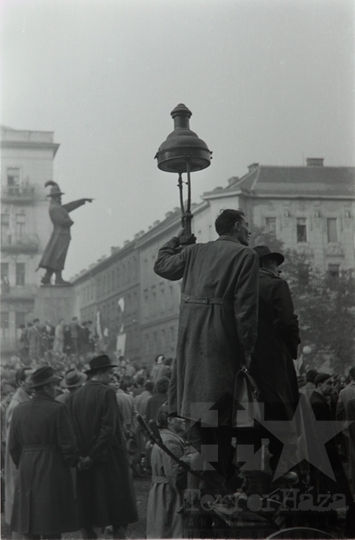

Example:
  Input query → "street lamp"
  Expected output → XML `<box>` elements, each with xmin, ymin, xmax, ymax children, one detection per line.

<box><xmin>155</xmin><ymin>104</ymin><xmax>212</xmax><ymax>239</ymax></box>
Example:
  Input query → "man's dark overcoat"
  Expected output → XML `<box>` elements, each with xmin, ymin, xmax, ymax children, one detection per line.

<box><xmin>67</xmin><ymin>380</ymin><xmax>138</xmax><ymax>528</ymax></box>
<box><xmin>39</xmin><ymin>199</ymin><xmax>87</xmax><ymax>271</ymax></box>
<box><xmin>250</xmin><ymin>268</ymin><xmax>300</xmax><ymax>421</ymax></box>
<box><xmin>154</xmin><ymin>236</ymin><xmax>259</xmax><ymax>425</ymax></box>
<box><xmin>8</xmin><ymin>393</ymin><xmax>78</xmax><ymax>536</ymax></box>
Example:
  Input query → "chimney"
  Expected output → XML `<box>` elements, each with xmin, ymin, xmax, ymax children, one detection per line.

<box><xmin>306</xmin><ymin>158</ymin><xmax>324</xmax><ymax>167</ymax></box>
<box><xmin>248</xmin><ymin>163</ymin><xmax>259</xmax><ymax>173</ymax></box>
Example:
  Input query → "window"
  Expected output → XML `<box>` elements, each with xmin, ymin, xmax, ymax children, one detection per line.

<box><xmin>16</xmin><ymin>263</ymin><xmax>25</xmax><ymax>285</ymax></box>
<box><xmin>16</xmin><ymin>214</ymin><xmax>26</xmax><ymax>238</ymax></box>
<box><xmin>297</xmin><ymin>218</ymin><xmax>307</xmax><ymax>242</ymax></box>
<box><xmin>16</xmin><ymin>312</ymin><xmax>26</xmax><ymax>328</ymax></box>
<box><xmin>265</xmin><ymin>217</ymin><xmax>276</xmax><ymax>236</ymax></box>
<box><xmin>1</xmin><ymin>263</ymin><xmax>10</xmax><ymax>290</ymax></box>
<box><xmin>327</xmin><ymin>218</ymin><xmax>338</xmax><ymax>243</ymax></box>
<box><xmin>7</xmin><ymin>167</ymin><xmax>20</xmax><ymax>186</ymax></box>
<box><xmin>1</xmin><ymin>214</ymin><xmax>10</xmax><ymax>244</ymax></box>
<box><xmin>328</xmin><ymin>264</ymin><xmax>340</xmax><ymax>278</ymax></box>
<box><xmin>1</xmin><ymin>312</ymin><xmax>9</xmax><ymax>338</ymax></box>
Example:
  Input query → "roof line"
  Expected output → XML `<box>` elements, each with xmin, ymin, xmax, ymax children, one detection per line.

<box><xmin>202</xmin><ymin>190</ymin><xmax>354</xmax><ymax>201</ymax></box>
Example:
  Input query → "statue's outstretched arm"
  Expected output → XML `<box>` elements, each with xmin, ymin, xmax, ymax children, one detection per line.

<box><xmin>62</xmin><ymin>198</ymin><xmax>93</xmax><ymax>213</ymax></box>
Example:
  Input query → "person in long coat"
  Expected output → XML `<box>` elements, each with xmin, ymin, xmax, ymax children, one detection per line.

<box><xmin>53</xmin><ymin>319</ymin><xmax>65</xmax><ymax>354</ymax></box>
<box><xmin>154</xmin><ymin>209</ymin><xmax>259</xmax><ymax>482</ymax></box>
<box><xmin>28</xmin><ymin>319</ymin><xmax>43</xmax><ymax>360</ymax></box>
<box><xmin>249</xmin><ymin>245</ymin><xmax>300</xmax><ymax>473</ymax></box>
<box><xmin>146</xmin><ymin>404</ymin><xmax>187</xmax><ymax>538</ymax></box>
<box><xmin>4</xmin><ymin>368</ymin><xmax>33</xmax><ymax>528</ymax></box>
<box><xmin>8</xmin><ymin>366</ymin><xmax>78</xmax><ymax>538</ymax></box>
<box><xmin>67</xmin><ymin>355</ymin><xmax>138</xmax><ymax>539</ymax></box>
<box><xmin>38</xmin><ymin>182</ymin><xmax>93</xmax><ymax>286</ymax></box>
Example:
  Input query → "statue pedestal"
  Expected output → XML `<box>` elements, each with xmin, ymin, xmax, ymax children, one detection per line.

<box><xmin>33</xmin><ymin>286</ymin><xmax>75</xmax><ymax>325</ymax></box>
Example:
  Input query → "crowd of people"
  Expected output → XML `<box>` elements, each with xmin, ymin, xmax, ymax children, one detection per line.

<box><xmin>17</xmin><ymin>317</ymin><xmax>95</xmax><ymax>362</ymax></box>
<box><xmin>0</xmin><ymin>352</ymin><xmax>180</xmax><ymax>538</ymax></box>
<box><xmin>1</xmin><ymin>208</ymin><xmax>355</xmax><ymax>539</ymax></box>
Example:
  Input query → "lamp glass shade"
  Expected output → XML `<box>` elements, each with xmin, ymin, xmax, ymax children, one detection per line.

<box><xmin>155</xmin><ymin>104</ymin><xmax>212</xmax><ymax>174</ymax></box>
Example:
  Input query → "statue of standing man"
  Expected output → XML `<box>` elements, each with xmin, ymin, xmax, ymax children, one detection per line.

<box><xmin>38</xmin><ymin>181</ymin><xmax>93</xmax><ymax>286</ymax></box>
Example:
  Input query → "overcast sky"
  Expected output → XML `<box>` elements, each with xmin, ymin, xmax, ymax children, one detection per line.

<box><xmin>1</xmin><ymin>0</ymin><xmax>354</xmax><ymax>278</ymax></box>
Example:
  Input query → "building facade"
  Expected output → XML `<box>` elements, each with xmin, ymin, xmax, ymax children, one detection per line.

<box><xmin>72</xmin><ymin>241</ymin><xmax>141</xmax><ymax>362</ymax></box>
<box><xmin>1</xmin><ymin>126</ymin><xmax>59</xmax><ymax>356</ymax></box>
<box><xmin>72</xmin><ymin>157</ymin><xmax>355</xmax><ymax>368</ymax></box>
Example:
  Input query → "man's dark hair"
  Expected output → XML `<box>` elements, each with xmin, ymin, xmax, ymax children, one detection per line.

<box><xmin>155</xmin><ymin>377</ymin><xmax>169</xmax><ymax>394</ymax></box>
<box><xmin>145</xmin><ymin>380</ymin><xmax>154</xmax><ymax>393</ymax></box>
<box><xmin>349</xmin><ymin>366</ymin><xmax>355</xmax><ymax>381</ymax></box>
<box><xmin>33</xmin><ymin>318</ymin><xmax>39</xmax><ymax>324</ymax></box>
<box><xmin>15</xmin><ymin>367</ymin><xmax>32</xmax><ymax>386</ymax></box>
<box><xmin>306</xmin><ymin>369</ymin><xmax>318</xmax><ymax>383</ymax></box>
<box><xmin>119</xmin><ymin>379</ymin><xmax>128</xmax><ymax>392</ymax></box>
<box><xmin>215</xmin><ymin>209</ymin><xmax>245</xmax><ymax>236</ymax></box>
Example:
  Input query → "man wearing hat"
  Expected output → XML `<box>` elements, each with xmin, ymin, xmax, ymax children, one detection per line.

<box><xmin>249</xmin><ymin>245</ymin><xmax>300</xmax><ymax>480</ymax></box>
<box><xmin>56</xmin><ymin>368</ymin><xmax>87</xmax><ymax>405</ymax></box>
<box><xmin>67</xmin><ymin>355</ymin><xmax>138</xmax><ymax>539</ymax></box>
<box><xmin>146</xmin><ymin>402</ymin><xmax>187</xmax><ymax>539</ymax></box>
<box><xmin>4</xmin><ymin>367</ymin><xmax>33</xmax><ymax>532</ymax></box>
<box><xmin>8</xmin><ymin>366</ymin><xmax>78</xmax><ymax>538</ymax></box>
<box><xmin>38</xmin><ymin>181</ymin><xmax>93</xmax><ymax>286</ymax></box>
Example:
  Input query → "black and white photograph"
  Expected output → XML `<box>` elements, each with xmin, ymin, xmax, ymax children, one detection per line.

<box><xmin>1</xmin><ymin>0</ymin><xmax>354</xmax><ymax>538</ymax></box>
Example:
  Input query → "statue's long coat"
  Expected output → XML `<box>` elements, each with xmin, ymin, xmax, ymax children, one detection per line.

<box><xmin>154</xmin><ymin>236</ymin><xmax>259</xmax><ymax>425</ymax></box>
<box><xmin>249</xmin><ymin>269</ymin><xmax>300</xmax><ymax>421</ymax></box>
<box><xmin>39</xmin><ymin>199</ymin><xmax>87</xmax><ymax>271</ymax></box>
<box><xmin>8</xmin><ymin>393</ymin><xmax>78</xmax><ymax>536</ymax></box>
<box><xmin>67</xmin><ymin>381</ymin><xmax>138</xmax><ymax>528</ymax></box>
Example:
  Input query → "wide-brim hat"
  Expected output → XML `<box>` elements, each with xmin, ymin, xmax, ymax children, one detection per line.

<box><xmin>45</xmin><ymin>182</ymin><xmax>65</xmax><ymax>197</ymax></box>
<box><xmin>85</xmin><ymin>354</ymin><xmax>117</xmax><ymax>374</ymax></box>
<box><xmin>48</xmin><ymin>186</ymin><xmax>65</xmax><ymax>197</ymax></box>
<box><xmin>61</xmin><ymin>369</ymin><xmax>87</xmax><ymax>388</ymax></box>
<box><xmin>30</xmin><ymin>366</ymin><xmax>61</xmax><ymax>388</ymax></box>
<box><xmin>253</xmin><ymin>245</ymin><xmax>284</xmax><ymax>266</ymax></box>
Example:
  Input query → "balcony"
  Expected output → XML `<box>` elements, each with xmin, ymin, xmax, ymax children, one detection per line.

<box><xmin>1</xmin><ymin>234</ymin><xmax>40</xmax><ymax>253</ymax></box>
<box><xmin>1</xmin><ymin>284</ymin><xmax>37</xmax><ymax>300</ymax></box>
<box><xmin>1</xmin><ymin>184</ymin><xmax>36</xmax><ymax>203</ymax></box>
<box><xmin>326</xmin><ymin>244</ymin><xmax>345</xmax><ymax>258</ymax></box>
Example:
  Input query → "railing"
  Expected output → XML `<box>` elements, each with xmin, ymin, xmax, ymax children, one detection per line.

<box><xmin>1</xmin><ymin>234</ymin><xmax>40</xmax><ymax>253</ymax></box>
<box><xmin>1</xmin><ymin>184</ymin><xmax>36</xmax><ymax>202</ymax></box>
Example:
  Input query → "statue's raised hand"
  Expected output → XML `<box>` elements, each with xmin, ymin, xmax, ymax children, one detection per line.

<box><xmin>85</xmin><ymin>198</ymin><xmax>94</xmax><ymax>203</ymax></box>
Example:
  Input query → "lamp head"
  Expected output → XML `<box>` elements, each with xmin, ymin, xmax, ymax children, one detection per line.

<box><xmin>155</xmin><ymin>104</ymin><xmax>212</xmax><ymax>174</ymax></box>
